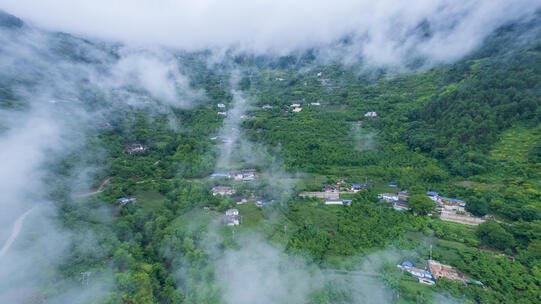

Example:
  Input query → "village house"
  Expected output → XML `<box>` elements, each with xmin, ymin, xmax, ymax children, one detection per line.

<box><xmin>230</xmin><ymin>171</ymin><xmax>243</xmax><ymax>180</ymax></box>
<box><xmin>241</xmin><ymin>169</ymin><xmax>257</xmax><ymax>181</ymax></box>
<box><xmin>210</xmin><ymin>173</ymin><xmax>230</xmax><ymax>179</ymax></box>
<box><xmin>398</xmin><ymin>191</ymin><xmax>410</xmax><ymax>200</ymax></box>
<box><xmin>393</xmin><ymin>200</ymin><xmax>409</xmax><ymax>211</ymax></box>
<box><xmin>364</xmin><ymin>111</ymin><xmax>377</xmax><ymax>117</ymax></box>
<box><xmin>262</xmin><ymin>105</ymin><xmax>273</xmax><ymax>109</ymax></box>
<box><xmin>350</xmin><ymin>184</ymin><xmax>367</xmax><ymax>192</ymax></box>
<box><xmin>292</xmin><ymin>107</ymin><xmax>302</xmax><ymax>113</ymax></box>
<box><xmin>128</xmin><ymin>143</ymin><xmax>148</xmax><ymax>154</ymax></box>
<box><xmin>427</xmin><ymin>191</ymin><xmax>439</xmax><ymax>202</ymax></box>
<box><xmin>325</xmin><ymin>199</ymin><xmax>344</xmax><ymax>205</ymax></box>
<box><xmin>217</xmin><ymin>111</ymin><xmax>227</xmax><ymax>116</ymax></box>
<box><xmin>212</xmin><ymin>186</ymin><xmax>234</xmax><ymax>196</ymax></box>
<box><xmin>323</xmin><ymin>184</ymin><xmax>337</xmax><ymax>192</ymax></box>
<box><xmin>234</xmin><ymin>196</ymin><xmax>248</xmax><ymax>204</ymax></box>
<box><xmin>317</xmin><ymin>72</ymin><xmax>322</xmax><ymax>77</ymax></box>
<box><xmin>310</xmin><ymin>102</ymin><xmax>321</xmax><ymax>106</ymax></box>
<box><xmin>397</xmin><ymin>261</ymin><xmax>435</xmax><ymax>285</ymax></box>
<box><xmin>256</xmin><ymin>200</ymin><xmax>271</xmax><ymax>207</ymax></box>
<box><xmin>290</xmin><ymin>103</ymin><xmax>301</xmax><ymax>107</ymax></box>
<box><xmin>438</xmin><ymin>197</ymin><xmax>466</xmax><ymax>207</ymax></box>
<box><xmin>224</xmin><ymin>209</ymin><xmax>240</xmax><ymax>226</ymax></box>
<box><xmin>217</xmin><ymin>103</ymin><xmax>226</xmax><ymax>108</ymax></box>
<box><xmin>380</xmin><ymin>193</ymin><xmax>399</xmax><ymax>202</ymax></box>
<box><xmin>118</xmin><ymin>197</ymin><xmax>137</xmax><ymax>206</ymax></box>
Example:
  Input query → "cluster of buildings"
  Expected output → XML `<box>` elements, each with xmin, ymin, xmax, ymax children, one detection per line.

<box><xmin>379</xmin><ymin>189</ymin><xmax>470</xmax><ymax>214</ymax></box>
<box><xmin>379</xmin><ymin>190</ymin><xmax>411</xmax><ymax>210</ymax></box>
<box><xmin>380</xmin><ymin>189</ymin><xmax>489</xmax><ymax>225</ymax></box>
<box><xmin>322</xmin><ymin>179</ymin><xmax>369</xmax><ymax>193</ymax></box>
<box><xmin>397</xmin><ymin>261</ymin><xmax>435</xmax><ymax>285</ymax></box>
<box><xmin>210</xmin><ymin>169</ymin><xmax>258</xmax><ymax>181</ymax></box>
<box><xmin>398</xmin><ymin>260</ymin><xmax>483</xmax><ymax>286</ymax></box>
<box><xmin>128</xmin><ymin>143</ymin><xmax>149</xmax><ymax>154</ymax></box>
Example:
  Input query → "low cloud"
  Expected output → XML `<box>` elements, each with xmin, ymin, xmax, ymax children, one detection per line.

<box><xmin>2</xmin><ymin>0</ymin><xmax>540</xmax><ymax>66</ymax></box>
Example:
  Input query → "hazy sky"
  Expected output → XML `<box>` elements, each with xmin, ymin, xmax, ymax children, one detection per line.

<box><xmin>1</xmin><ymin>0</ymin><xmax>540</xmax><ymax>65</ymax></box>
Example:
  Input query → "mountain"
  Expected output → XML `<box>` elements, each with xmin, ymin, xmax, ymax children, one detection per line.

<box><xmin>0</xmin><ymin>9</ymin><xmax>540</xmax><ymax>304</ymax></box>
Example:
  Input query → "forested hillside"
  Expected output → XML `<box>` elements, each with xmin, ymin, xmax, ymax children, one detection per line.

<box><xmin>0</xmin><ymin>8</ymin><xmax>540</xmax><ymax>304</ymax></box>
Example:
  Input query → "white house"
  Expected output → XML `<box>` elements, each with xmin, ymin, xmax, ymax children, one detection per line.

<box><xmin>364</xmin><ymin>112</ymin><xmax>377</xmax><ymax>117</ymax></box>
<box><xmin>212</xmin><ymin>186</ymin><xmax>234</xmax><ymax>196</ymax></box>
<box><xmin>224</xmin><ymin>209</ymin><xmax>240</xmax><ymax>226</ymax></box>
<box><xmin>381</xmin><ymin>193</ymin><xmax>399</xmax><ymax>202</ymax></box>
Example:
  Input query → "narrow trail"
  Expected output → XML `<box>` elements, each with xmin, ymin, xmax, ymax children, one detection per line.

<box><xmin>0</xmin><ymin>207</ymin><xmax>36</xmax><ymax>258</ymax></box>
<box><xmin>77</xmin><ymin>177</ymin><xmax>111</xmax><ymax>197</ymax></box>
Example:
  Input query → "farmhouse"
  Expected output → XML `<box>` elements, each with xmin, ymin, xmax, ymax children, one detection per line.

<box><xmin>224</xmin><ymin>209</ymin><xmax>240</xmax><ymax>226</ymax></box>
<box><xmin>118</xmin><ymin>197</ymin><xmax>136</xmax><ymax>206</ymax></box>
<box><xmin>397</xmin><ymin>261</ymin><xmax>435</xmax><ymax>285</ymax></box>
<box><xmin>256</xmin><ymin>201</ymin><xmax>270</xmax><ymax>207</ymax></box>
<box><xmin>380</xmin><ymin>193</ymin><xmax>399</xmax><ymax>202</ymax></box>
<box><xmin>212</xmin><ymin>186</ymin><xmax>234</xmax><ymax>196</ymax></box>
<box><xmin>364</xmin><ymin>111</ymin><xmax>377</xmax><ymax>117</ymax></box>
<box><xmin>128</xmin><ymin>143</ymin><xmax>148</xmax><ymax>154</ymax></box>
<box><xmin>325</xmin><ymin>199</ymin><xmax>344</xmax><ymax>205</ymax></box>
<box><xmin>350</xmin><ymin>184</ymin><xmax>367</xmax><ymax>192</ymax></box>
<box><xmin>234</xmin><ymin>196</ymin><xmax>248</xmax><ymax>204</ymax></box>
<box><xmin>397</xmin><ymin>191</ymin><xmax>410</xmax><ymax>200</ymax></box>
<box><xmin>439</xmin><ymin>197</ymin><xmax>466</xmax><ymax>207</ymax></box>
<box><xmin>210</xmin><ymin>173</ymin><xmax>229</xmax><ymax>178</ymax></box>
<box><xmin>229</xmin><ymin>171</ymin><xmax>243</xmax><ymax>180</ymax></box>
<box><xmin>323</xmin><ymin>184</ymin><xmax>337</xmax><ymax>192</ymax></box>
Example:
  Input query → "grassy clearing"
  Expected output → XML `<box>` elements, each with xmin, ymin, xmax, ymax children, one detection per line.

<box><xmin>237</xmin><ymin>203</ymin><xmax>264</xmax><ymax>227</ymax></box>
<box><xmin>135</xmin><ymin>190</ymin><xmax>166</xmax><ymax>211</ymax></box>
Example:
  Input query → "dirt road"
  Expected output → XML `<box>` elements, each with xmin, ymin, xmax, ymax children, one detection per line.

<box><xmin>0</xmin><ymin>207</ymin><xmax>36</xmax><ymax>258</ymax></box>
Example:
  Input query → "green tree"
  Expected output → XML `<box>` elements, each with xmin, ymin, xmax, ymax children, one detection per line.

<box><xmin>477</xmin><ymin>220</ymin><xmax>515</xmax><ymax>250</ymax></box>
<box><xmin>408</xmin><ymin>194</ymin><xmax>434</xmax><ymax>215</ymax></box>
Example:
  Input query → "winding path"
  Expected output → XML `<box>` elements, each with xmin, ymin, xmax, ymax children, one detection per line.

<box><xmin>77</xmin><ymin>177</ymin><xmax>111</xmax><ymax>197</ymax></box>
<box><xmin>0</xmin><ymin>207</ymin><xmax>36</xmax><ymax>258</ymax></box>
